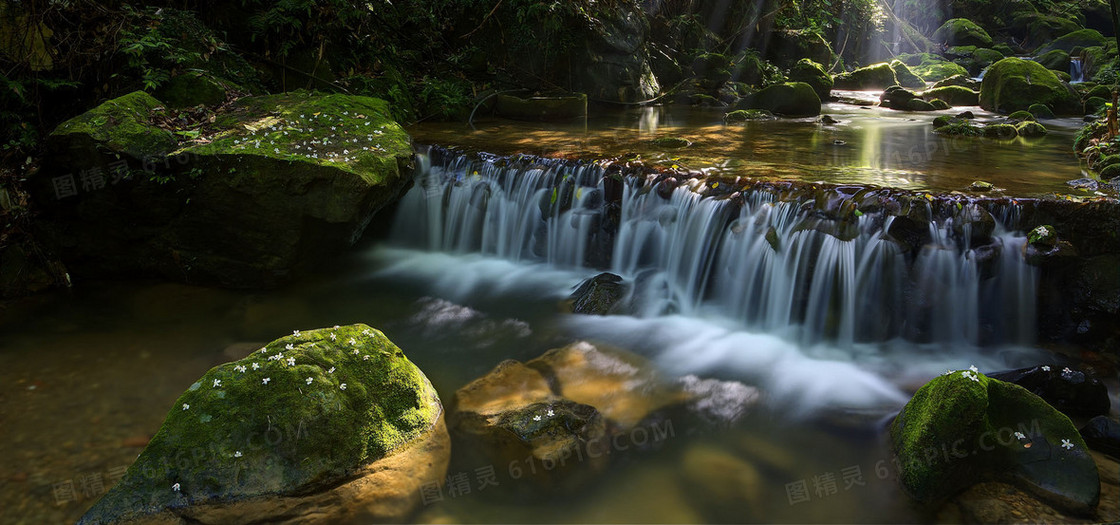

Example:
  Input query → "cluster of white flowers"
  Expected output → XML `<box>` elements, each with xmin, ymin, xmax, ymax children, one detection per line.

<box><xmin>960</xmin><ymin>370</ymin><xmax>980</xmax><ymax>382</ymax></box>
<box><xmin>234</xmin><ymin>365</ymin><xmax>247</xmax><ymax>373</ymax></box>
<box><xmin>222</xmin><ymin>111</ymin><xmax>391</xmax><ymax>164</ymax></box>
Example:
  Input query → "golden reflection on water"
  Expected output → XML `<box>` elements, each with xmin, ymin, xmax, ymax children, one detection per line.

<box><xmin>410</xmin><ymin>105</ymin><xmax>1086</xmax><ymax>197</ymax></box>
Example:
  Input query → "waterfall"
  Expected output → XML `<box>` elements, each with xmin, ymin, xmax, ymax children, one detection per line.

<box><xmin>392</xmin><ymin>147</ymin><xmax>1039</xmax><ymax>348</ymax></box>
<box><xmin>1070</xmin><ymin>57</ymin><xmax>1085</xmax><ymax>83</ymax></box>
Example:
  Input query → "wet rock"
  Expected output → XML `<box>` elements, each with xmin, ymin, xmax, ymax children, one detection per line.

<box><xmin>951</xmin><ymin>203</ymin><xmax>995</xmax><ymax>246</ymax></box>
<box><xmin>567</xmin><ymin>272</ymin><xmax>628</xmax><ymax>315</ymax></box>
<box><xmin>494</xmin><ymin>93</ymin><xmax>588</xmax><ymax>121</ymax></box>
<box><xmin>931</xmin><ymin>74</ymin><xmax>980</xmax><ymax>90</ymax></box>
<box><xmin>724</xmin><ymin>109</ymin><xmax>776</xmax><ymax>122</ymax></box>
<box><xmin>79</xmin><ymin>324</ymin><xmax>449</xmax><ymax>525</ymax></box>
<box><xmin>969</xmin><ymin>181</ymin><xmax>995</xmax><ymax>192</ymax></box>
<box><xmin>679</xmin><ymin>444</ymin><xmax>763</xmax><ymax>522</ymax></box>
<box><xmin>890</xmin><ymin>60</ymin><xmax>927</xmax><ymax>89</ymax></box>
<box><xmin>898</xmin><ymin>53</ymin><xmax>970</xmax><ymax>82</ymax></box>
<box><xmin>1036</xmin><ymin>49</ymin><xmax>1071</xmax><ymax>73</ymax></box>
<box><xmin>1067</xmin><ymin>178</ymin><xmax>1099</xmax><ymax>191</ymax></box>
<box><xmin>819</xmin><ymin>115</ymin><xmax>840</xmax><ymax>125</ymax></box>
<box><xmin>890</xmin><ymin>370</ymin><xmax>1100</xmax><ymax>514</ymax></box>
<box><xmin>1037</xmin><ymin>29</ymin><xmax>1108</xmax><ymax>55</ymax></box>
<box><xmin>1022</xmin><ymin>224</ymin><xmax>1078</xmax><ymax>266</ymax></box>
<box><xmin>988</xmin><ymin>365</ymin><xmax>1111</xmax><ymax>418</ymax></box>
<box><xmin>1029</xmin><ymin>103</ymin><xmax>1057</xmax><ymax>119</ymax></box>
<box><xmin>921</xmin><ymin>86</ymin><xmax>979</xmax><ymax>106</ymax></box>
<box><xmin>879</xmin><ymin>85</ymin><xmax>920</xmax><ymax>110</ymax></box>
<box><xmin>1079</xmin><ymin>416</ymin><xmax>1120</xmax><ymax>456</ymax></box>
<box><xmin>983</xmin><ymin>123</ymin><xmax>1019</xmax><ymax>139</ymax></box>
<box><xmin>1017</xmin><ymin>121</ymin><xmax>1048</xmax><ymax>137</ymax></box>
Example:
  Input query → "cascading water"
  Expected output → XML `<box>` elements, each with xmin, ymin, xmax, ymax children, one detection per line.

<box><xmin>390</xmin><ymin>147</ymin><xmax>1040</xmax><ymax>350</ymax></box>
<box><xmin>1071</xmin><ymin>57</ymin><xmax>1085</xmax><ymax>83</ymax></box>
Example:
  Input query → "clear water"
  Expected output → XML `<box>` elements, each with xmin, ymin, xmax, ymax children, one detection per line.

<box><xmin>1</xmin><ymin>107</ymin><xmax>1114</xmax><ymax>524</ymax></box>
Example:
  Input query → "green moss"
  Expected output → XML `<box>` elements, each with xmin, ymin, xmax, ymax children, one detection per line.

<box><xmin>1016</xmin><ymin>121</ymin><xmax>1047</xmax><ymax>137</ymax></box>
<box><xmin>1008</xmin><ymin>110</ymin><xmax>1035</xmax><ymax>121</ymax></box>
<box><xmin>980</xmin><ymin>58</ymin><xmax>1079</xmax><ymax>114</ymax></box>
<box><xmin>833</xmin><ymin>63</ymin><xmax>897</xmax><ymax>90</ymax></box>
<box><xmin>1086</xmin><ymin>96</ymin><xmax>1109</xmax><ymax>114</ymax></box>
<box><xmin>1086</xmin><ymin>84</ymin><xmax>1114</xmax><ymax>99</ymax></box>
<box><xmin>50</xmin><ymin>91</ymin><xmax>178</xmax><ymax>159</ymax></box>
<box><xmin>983</xmin><ymin>123</ymin><xmax>1019</xmax><ymax>139</ymax></box>
<box><xmin>922</xmin><ymin>86</ymin><xmax>979</xmax><ymax>106</ymax></box>
<box><xmin>971</xmin><ymin>48</ymin><xmax>1005</xmax><ymax>68</ymax></box>
<box><xmin>1099</xmin><ymin>163</ymin><xmax>1120</xmax><ymax>179</ymax></box>
<box><xmin>724</xmin><ymin>109</ymin><xmax>776</xmax><ymax>122</ymax></box>
<box><xmin>890</xmin><ymin>60</ymin><xmax>926</xmax><ymax>88</ymax></box>
<box><xmin>81</xmin><ymin>324</ymin><xmax>440</xmax><ymax>524</ymax></box>
<box><xmin>907</xmin><ymin>58</ymin><xmax>970</xmax><ymax>83</ymax></box>
<box><xmin>1038</xmin><ymin>29</ymin><xmax>1107</xmax><ymax>55</ymax></box>
<box><xmin>1036</xmin><ymin>49</ymin><xmax>1071</xmax><ymax>72</ymax></box>
<box><xmin>1028</xmin><ymin>103</ymin><xmax>1056</xmax><ymax>119</ymax></box>
<box><xmin>184</xmin><ymin>91</ymin><xmax>411</xmax><ymax>186</ymax></box>
<box><xmin>933</xmin><ymin>18</ymin><xmax>993</xmax><ymax>48</ymax></box>
<box><xmin>906</xmin><ymin>98</ymin><xmax>937</xmax><ymax>111</ymax></box>
<box><xmin>930</xmin><ymin>99</ymin><xmax>951</xmax><ymax>110</ymax></box>
<box><xmin>934</xmin><ymin>122</ymin><xmax>982</xmax><ymax>136</ymax></box>
<box><xmin>993</xmin><ymin>43</ymin><xmax>1015</xmax><ymax>56</ymax></box>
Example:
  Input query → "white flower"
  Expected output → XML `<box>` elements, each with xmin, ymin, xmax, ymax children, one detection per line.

<box><xmin>1042</xmin><ymin>365</ymin><xmax>1051</xmax><ymax>372</ymax></box>
<box><xmin>349</xmin><ymin>338</ymin><xmax>357</xmax><ymax>346</ymax></box>
<box><xmin>172</xmin><ymin>483</ymin><xmax>181</xmax><ymax>491</ymax></box>
<box><xmin>340</xmin><ymin>383</ymin><xmax>347</xmax><ymax>390</ymax></box>
<box><xmin>546</xmin><ymin>409</ymin><xmax>555</xmax><ymax>417</ymax></box>
<box><xmin>252</xmin><ymin>363</ymin><xmax>260</xmax><ymax>370</ymax></box>
<box><xmin>286</xmin><ymin>344</ymin><xmax>294</xmax><ymax>350</ymax></box>
<box><xmin>353</xmin><ymin>349</ymin><xmax>360</xmax><ymax>355</ymax></box>
<box><xmin>1014</xmin><ymin>431</ymin><xmax>1025</xmax><ymax>439</ymax></box>
<box><xmin>182</xmin><ymin>403</ymin><xmax>190</xmax><ymax>411</ymax></box>
<box><xmin>234</xmin><ymin>451</ymin><xmax>242</xmax><ymax>458</ymax></box>
<box><xmin>532</xmin><ymin>415</ymin><xmax>541</xmax><ymax>421</ymax></box>
<box><xmin>334</xmin><ymin>325</ymin><xmax>340</xmax><ymax>329</ymax></box>
<box><xmin>306</xmin><ymin>377</ymin><xmax>313</xmax><ymax>385</ymax></box>
<box><xmin>944</xmin><ymin>370</ymin><xmax>954</xmax><ymax>376</ymax></box>
<box><xmin>362</xmin><ymin>329</ymin><xmax>373</xmax><ymax>336</ymax></box>
<box><xmin>328</xmin><ymin>367</ymin><xmax>336</xmax><ymax>374</ymax></box>
<box><xmin>363</xmin><ymin>355</ymin><xmax>370</xmax><ymax>361</ymax></box>
<box><xmin>330</xmin><ymin>333</ymin><xmax>337</xmax><ymax>341</ymax></box>
<box><xmin>1061</xmin><ymin>439</ymin><xmax>1074</xmax><ymax>450</ymax></box>
<box><xmin>213</xmin><ymin>379</ymin><xmax>222</xmax><ymax>388</ymax></box>
<box><xmin>293</xmin><ymin>330</ymin><xmax>301</xmax><ymax>336</ymax></box>
<box><xmin>287</xmin><ymin>357</ymin><xmax>296</xmax><ymax>366</ymax></box>
<box><xmin>969</xmin><ymin>365</ymin><xmax>978</xmax><ymax>373</ymax></box>
<box><xmin>968</xmin><ymin>374</ymin><xmax>980</xmax><ymax>382</ymax></box>
<box><xmin>1062</xmin><ymin>367</ymin><xmax>1072</xmax><ymax>374</ymax></box>
<box><xmin>235</xmin><ymin>365</ymin><xmax>246</xmax><ymax>373</ymax></box>
<box><xmin>262</xmin><ymin>377</ymin><xmax>271</xmax><ymax>384</ymax></box>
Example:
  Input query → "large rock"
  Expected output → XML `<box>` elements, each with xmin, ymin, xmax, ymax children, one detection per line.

<box><xmin>567</xmin><ymin>272</ymin><xmax>629</xmax><ymax>315</ymax></box>
<box><xmin>979</xmin><ymin>58</ymin><xmax>1080</xmax><ymax>114</ymax></box>
<box><xmin>786</xmin><ymin>58</ymin><xmax>834</xmax><ymax>100</ymax></box>
<box><xmin>890</xmin><ymin>60</ymin><xmax>927</xmax><ymax>88</ymax></box>
<box><xmin>1080</xmin><ymin>416</ymin><xmax>1120</xmax><ymax>456</ymax></box>
<box><xmin>1010</xmin><ymin>13</ymin><xmax>1083</xmax><ymax>49</ymax></box>
<box><xmin>832</xmin><ymin>62</ymin><xmax>898</xmax><ymax>90</ymax></box>
<box><xmin>739</xmin><ymin>82</ymin><xmax>821</xmax><ymax>117</ymax></box>
<box><xmin>890</xmin><ymin>370</ymin><xmax>1100</xmax><ymax>514</ymax></box>
<box><xmin>898</xmin><ymin>53</ymin><xmax>970</xmax><ymax>82</ymax></box>
<box><xmin>932</xmin><ymin>18</ymin><xmax>994</xmax><ymax>48</ymax></box>
<box><xmin>36</xmin><ymin>90</ymin><xmax>414</xmax><ymax>288</ymax></box>
<box><xmin>79</xmin><ymin>324</ymin><xmax>449</xmax><ymax>524</ymax></box>
<box><xmin>1036</xmin><ymin>49</ymin><xmax>1072</xmax><ymax>73</ymax></box>
<box><xmin>1037</xmin><ymin>29</ymin><xmax>1108</xmax><ymax>55</ymax></box>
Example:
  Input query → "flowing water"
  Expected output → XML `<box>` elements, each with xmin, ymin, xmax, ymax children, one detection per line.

<box><xmin>1</xmin><ymin>107</ymin><xmax>1116</xmax><ymax>524</ymax></box>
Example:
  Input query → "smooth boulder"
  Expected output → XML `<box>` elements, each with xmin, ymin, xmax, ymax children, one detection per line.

<box><xmin>79</xmin><ymin>324</ymin><xmax>449</xmax><ymax>524</ymax></box>
<box><xmin>979</xmin><ymin>58</ymin><xmax>1080</xmax><ymax>114</ymax></box>
<box><xmin>740</xmin><ymin>82</ymin><xmax>821</xmax><ymax>117</ymax></box>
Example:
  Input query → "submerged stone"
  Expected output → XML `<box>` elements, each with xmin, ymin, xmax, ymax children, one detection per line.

<box><xmin>724</xmin><ymin>109</ymin><xmax>777</xmax><ymax>122</ymax></box>
<box><xmin>79</xmin><ymin>324</ymin><xmax>448</xmax><ymax>524</ymax></box>
<box><xmin>1079</xmin><ymin>416</ymin><xmax>1120</xmax><ymax>456</ymax></box>
<box><xmin>890</xmin><ymin>371</ymin><xmax>1099</xmax><ymax>514</ymax></box>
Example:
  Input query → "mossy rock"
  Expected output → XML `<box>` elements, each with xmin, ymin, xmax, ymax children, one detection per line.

<box><xmin>1028</xmin><ymin>103</ymin><xmax>1057</xmax><ymax>119</ymax></box>
<box><xmin>48</xmin><ymin>91</ymin><xmax>178</xmax><ymax>162</ymax></box>
<box><xmin>900</xmin><ymin>55</ymin><xmax>971</xmax><ymax>83</ymax></box>
<box><xmin>906</xmin><ymin>99</ymin><xmax>937</xmax><ymax>111</ymax></box>
<box><xmin>1010</xmin><ymin>13</ymin><xmax>1082</xmax><ymax>48</ymax></box>
<box><xmin>1096</xmin><ymin>154</ymin><xmax>1120</xmax><ymax>169</ymax></box>
<box><xmin>568</xmin><ymin>272</ymin><xmax>629</xmax><ymax>314</ymax></box>
<box><xmin>983</xmin><ymin>123</ymin><xmax>1019</xmax><ymax>139</ymax></box>
<box><xmin>1016</xmin><ymin>121</ymin><xmax>1047</xmax><ymax>137</ymax></box>
<box><xmin>832</xmin><ymin>63</ymin><xmax>898</xmax><ymax>90</ymax></box>
<box><xmin>1008</xmin><ymin>110</ymin><xmax>1036</xmax><ymax>121</ymax></box>
<box><xmin>1099</xmin><ymin>163</ymin><xmax>1120</xmax><ymax>180</ymax></box>
<box><xmin>890</xmin><ymin>60</ymin><xmax>927</xmax><ymax>88</ymax></box>
<box><xmin>724</xmin><ymin>109</ymin><xmax>777</xmax><ymax>122</ymax></box>
<box><xmin>971</xmin><ymin>48</ymin><xmax>1005</xmax><ymax>69</ymax></box>
<box><xmin>922</xmin><ymin>86</ymin><xmax>979</xmax><ymax>106</ymax></box>
<box><xmin>787</xmin><ymin>58</ymin><xmax>833</xmax><ymax>99</ymax></box>
<box><xmin>1036</xmin><ymin>49</ymin><xmax>1072</xmax><ymax>73</ymax></box>
<box><xmin>931</xmin><ymin>74</ymin><xmax>980</xmax><ymax>90</ymax></box>
<box><xmin>741</xmin><ymin>82</ymin><xmax>821</xmax><ymax>117</ymax></box>
<box><xmin>1057</xmin><ymin>70</ymin><xmax>1072</xmax><ymax>82</ymax></box>
<box><xmin>930</xmin><ymin>99</ymin><xmax>951</xmax><ymax>110</ymax></box>
<box><xmin>944</xmin><ymin>46</ymin><xmax>979</xmax><ymax>59</ymax></box>
<box><xmin>1085</xmin><ymin>96</ymin><xmax>1109</xmax><ymax>114</ymax></box>
<box><xmin>933</xmin><ymin>18</ymin><xmax>993</xmax><ymax>48</ymax></box>
<box><xmin>1086</xmin><ymin>84</ymin><xmax>1114</xmax><ymax>99</ymax></box>
<box><xmin>934</xmin><ymin>122</ymin><xmax>983</xmax><ymax>136</ymax></box>
<box><xmin>79</xmin><ymin>324</ymin><xmax>447</xmax><ymax>524</ymax></box>
<box><xmin>980</xmin><ymin>58</ymin><xmax>1080</xmax><ymax>114</ymax></box>
<box><xmin>890</xmin><ymin>371</ymin><xmax>1099</xmax><ymax>513</ymax></box>
<box><xmin>993</xmin><ymin>43</ymin><xmax>1016</xmax><ymax>56</ymax></box>
<box><xmin>969</xmin><ymin>180</ymin><xmax>995</xmax><ymax>191</ymax></box>
<box><xmin>1038</xmin><ymin>29</ymin><xmax>1108</xmax><ymax>55</ymax></box>
<box><xmin>155</xmin><ymin>71</ymin><xmax>229</xmax><ymax>109</ymax></box>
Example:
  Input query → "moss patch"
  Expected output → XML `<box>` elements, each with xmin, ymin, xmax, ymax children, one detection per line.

<box><xmin>50</xmin><ymin>91</ymin><xmax>178</xmax><ymax>160</ymax></box>
<box><xmin>922</xmin><ymin>86</ymin><xmax>979</xmax><ymax>106</ymax></box>
<box><xmin>980</xmin><ymin>58</ymin><xmax>1079</xmax><ymax>114</ymax></box>
<box><xmin>80</xmin><ymin>324</ymin><xmax>441</xmax><ymax>524</ymax></box>
<box><xmin>932</xmin><ymin>18</ymin><xmax>993</xmax><ymax>48</ymax></box>
<box><xmin>833</xmin><ymin>63</ymin><xmax>897</xmax><ymax>90</ymax></box>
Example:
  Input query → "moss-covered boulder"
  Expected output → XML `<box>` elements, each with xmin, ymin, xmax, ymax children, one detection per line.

<box><xmin>899</xmin><ymin>53</ymin><xmax>971</xmax><ymax>82</ymax></box>
<box><xmin>787</xmin><ymin>58</ymin><xmax>833</xmax><ymax>99</ymax></box>
<box><xmin>931</xmin><ymin>74</ymin><xmax>981</xmax><ymax>90</ymax></box>
<box><xmin>980</xmin><ymin>58</ymin><xmax>1080</xmax><ymax>114</ymax></box>
<box><xmin>890</xmin><ymin>60</ymin><xmax>927</xmax><ymax>88</ymax></box>
<box><xmin>740</xmin><ymin>82</ymin><xmax>821</xmax><ymax>117</ymax></box>
<box><xmin>1029</xmin><ymin>103</ymin><xmax>1057</xmax><ymax>119</ymax></box>
<box><xmin>79</xmin><ymin>324</ymin><xmax>449</xmax><ymax>524</ymax></box>
<box><xmin>1036</xmin><ymin>49</ymin><xmax>1072</xmax><ymax>73</ymax></box>
<box><xmin>1086</xmin><ymin>96</ymin><xmax>1109</xmax><ymax>114</ymax></box>
<box><xmin>494</xmin><ymin>93</ymin><xmax>588</xmax><ymax>120</ymax></box>
<box><xmin>724</xmin><ymin>109</ymin><xmax>777</xmax><ymax>122</ymax></box>
<box><xmin>567</xmin><ymin>272</ymin><xmax>629</xmax><ymax>315</ymax></box>
<box><xmin>1010</xmin><ymin>13</ymin><xmax>1082</xmax><ymax>49</ymax></box>
<box><xmin>880</xmin><ymin>85</ymin><xmax>919</xmax><ymax>110</ymax></box>
<box><xmin>1038</xmin><ymin>29</ymin><xmax>1108</xmax><ymax>55</ymax></box>
<box><xmin>932</xmin><ymin>19</ymin><xmax>993</xmax><ymax>48</ymax></box>
<box><xmin>36</xmin><ymin>91</ymin><xmax>414</xmax><ymax>288</ymax></box>
<box><xmin>1016</xmin><ymin>121</ymin><xmax>1048</xmax><ymax>137</ymax></box>
<box><xmin>890</xmin><ymin>370</ymin><xmax>1100</xmax><ymax>513</ymax></box>
<box><xmin>832</xmin><ymin>63</ymin><xmax>898</xmax><ymax>90</ymax></box>
<box><xmin>934</xmin><ymin>120</ymin><xmax>982</xmax><ymax>136</ymax></box>
<box><xmin>983</xmin><ymin>123</ymin><xmax>1019</xmax><ymax>139</ymax></box>
<box><xmin>922</xmin><ymin>86</ymin><xmax>980</xmax><ymax>106</ymax></box>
